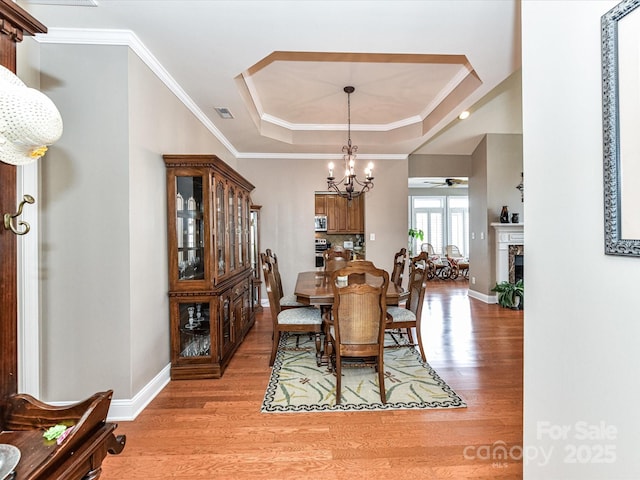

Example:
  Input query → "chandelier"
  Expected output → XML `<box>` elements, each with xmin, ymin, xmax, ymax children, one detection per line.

<box><xmin>327</xmin><ymin>86</ymin><xmax>374</xmax><ymax>201</ymax></box>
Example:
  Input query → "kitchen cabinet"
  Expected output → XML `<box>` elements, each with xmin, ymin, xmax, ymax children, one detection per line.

<box><xmin>315</xmin><ymin>195</ymin><xmax>327</xmax><ymax>215</ymax></box>
<box><xmin>164</xmin><ymin>154</ymin><xmax>255</xmax><ymax>379</ymax></box>
<box><xmin>317</xmin><ymin>193</ymin><xmax>364</xmax><ymax>234</ymax></box>
<box><xmin>346</xmin><ymin>194</ymin><xmax>364</xmax><ymax>233</ymax></box>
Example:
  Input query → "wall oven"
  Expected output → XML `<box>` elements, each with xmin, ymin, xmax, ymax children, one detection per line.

<box><xmin>315</xmin><ymin>238</ymin><xmax>328</xmax><ymax>267</ymax></box>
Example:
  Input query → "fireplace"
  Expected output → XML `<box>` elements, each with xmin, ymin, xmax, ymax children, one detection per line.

<box><xmin>492</xmin><ymin>223</ymin><xmax>524</xmax><ymax>284</ymax></box>
<box><xmin>508</xmin><ymin>244</ymin><xmax>524</xmax><ymax>283</ymax></box>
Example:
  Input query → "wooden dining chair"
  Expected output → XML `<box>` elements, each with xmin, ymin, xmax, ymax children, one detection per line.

<box><xmin>328</xmin><ymin>261</ymin><xmax>389</xmax><ymax>404</ymax></box>
<box><xmin>264</xmin><ymin>249</ymin><xmax>306</xmax><ymax>309</ymax></box>
<box><xmin>385</xmin><ymin>252</ymin><xmax>428</xmax><ymax>362</ymax></box>
<box><xmin>324</xmin><ymin>256</ymin><xmax>349</xmax><ymax>273</ymax></box>
<box><xmin>262</xmin><ymin>259</ymin><xmax>322</xmax><ymax>366</ymax></box>
<box><xmin>389</xmin><ymin>248</ymin><xmax>407</xmax><ymax>304</ymax></box>
<box><xmin>324</xmin><ymin>246</ymin><xmax>352</xmax><ymax>262</ymax></box>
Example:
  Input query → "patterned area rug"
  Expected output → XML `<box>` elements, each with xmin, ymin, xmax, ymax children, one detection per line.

<box><xmin>261</xmin><ymin>332</ymin><xmax>466</xmax><ymax>412</ymax></box>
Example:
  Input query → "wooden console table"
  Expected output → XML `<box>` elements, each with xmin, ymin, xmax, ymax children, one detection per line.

<box><xmin>0</xmin><ymin>390</ymin><xmax>125</xmax><ymax>480</ymax></box>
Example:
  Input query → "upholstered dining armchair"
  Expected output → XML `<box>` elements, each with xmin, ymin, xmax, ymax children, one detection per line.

<box><xmin>385</xmin><ymin>252</ymin><xmax>428</xmax><ymax>362</ymax></box>
<box><xmin>262</xmin><ymin>258</ymin><xmax>322</xmax><ymax>366</ymax></box>
<box><xmin>328</xmin><ymin>261</ymin><xmax>389</xmax><ymax>404</ymax></box>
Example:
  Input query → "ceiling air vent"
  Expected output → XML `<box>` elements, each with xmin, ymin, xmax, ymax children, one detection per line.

<box><xmin>214</xmin><ymin>107</ymin><xmax>234</xmax><ymax>119</ymax></box>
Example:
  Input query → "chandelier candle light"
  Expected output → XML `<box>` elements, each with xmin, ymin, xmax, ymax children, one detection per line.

<box><xmin>327</xmin><ymin>86</ymin><xmax>374</xmax><ymax>201</ymax></box>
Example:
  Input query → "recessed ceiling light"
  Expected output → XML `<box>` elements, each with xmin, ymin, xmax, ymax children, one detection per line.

<box><xmin>214</xmin><ymin>107</ymin><xmax>234</xmax><ymax>119</ymax></box>
<box><xmin>458</xmin><ymin>110</ymin><xmax>470</xmax><ymax>120</ymax></box>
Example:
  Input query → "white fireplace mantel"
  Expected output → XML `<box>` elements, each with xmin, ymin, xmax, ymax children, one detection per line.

<box><xmin>491</xmin><ymin>222</ymin><xmax>524</xmax><ymax>283</ymax></box>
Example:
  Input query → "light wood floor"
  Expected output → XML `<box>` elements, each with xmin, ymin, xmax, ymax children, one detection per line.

<box><xmin>100</xmin><ymin>280</ymin><xmax>523</xmax><ymax>479</ymax></box>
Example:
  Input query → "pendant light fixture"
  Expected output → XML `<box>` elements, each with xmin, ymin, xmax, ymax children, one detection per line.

<box><xmin>327</xmin><ymin>86</ymin><xmax>374</xmax><ymax>200</ymax></box>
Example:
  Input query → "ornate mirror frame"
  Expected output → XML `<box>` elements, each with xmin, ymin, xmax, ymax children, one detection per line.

<box><xmin>602</xmin><ymin>0</ymin><xmax>640</xmax><ymax>256</ymax></box>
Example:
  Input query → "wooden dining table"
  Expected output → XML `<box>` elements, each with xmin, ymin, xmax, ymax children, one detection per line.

<box><xmin>294</xmin><ymin>270</ymin><xmax>408</xmax><ymax>307</ymax></box>
<box><xmin>294</xmin><ymin>270</ymin><xmax>408</xmax><ymax>365</ymax></box>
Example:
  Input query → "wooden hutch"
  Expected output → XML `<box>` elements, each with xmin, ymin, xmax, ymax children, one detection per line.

<box><xmin>0</xmin><ymin>2</ymin><xmax>125</xmax><ymax>478</ymax></box>
<box><xmin>164</xmin><ymin>154</ymin><xmax>257</xmax><ymax>379</ymax></box>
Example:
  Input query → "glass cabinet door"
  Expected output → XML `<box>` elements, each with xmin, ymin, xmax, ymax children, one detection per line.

<box><xmin>177</xmin><ymin>300</ymin><xmax>211</xmax><ymax>359</ymax></box>
<box><xmin>228</xmin><ymin>185</ymin><xmax>236</xmax><ymax>272</ymax></box>
<box><xmin>243</xmin><ymin>195</ymin><xmax>250</xmax><ymax>267</ymax></box>
<box><xmin>215</xmin><ymin>179</ymin><xmax>226</xmax><ymax>276</ymax></box>
<box><xmin>250</xmin><ymin>206</ymin><xmax>260</xmax><ymax>277</ymax></box>
<box><xmin>249</xmin><ymin>205</ymin><xmax>262</xmax><ymax>311</ymax></box>
<box><xmin>175</xmin><ymin>176</ymin><xmax>205</xmax><ymax>282</ymax></box>
<box><xmin>237</xmin><ymin>191</ymin><xmax>244</xmax><ymax>267</ymax></box>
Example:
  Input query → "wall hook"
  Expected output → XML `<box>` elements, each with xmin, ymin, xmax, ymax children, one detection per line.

<box><xmin>3</xmin><ymin>194</ymin><xmax>35</xmax><ymax>236</ymax></box>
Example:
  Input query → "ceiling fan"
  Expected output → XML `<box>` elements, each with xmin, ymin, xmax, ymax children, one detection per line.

<box><xmin>422</xmin><ymin>177</ymin><xmax>469</xmax><ymax>187</ymax></box>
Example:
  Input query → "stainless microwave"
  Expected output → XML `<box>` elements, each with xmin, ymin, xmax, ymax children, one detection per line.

<box><xmin>314</xmin><ymin>215</ymin><xmax>327</xmax><ymax>232</ymax></box>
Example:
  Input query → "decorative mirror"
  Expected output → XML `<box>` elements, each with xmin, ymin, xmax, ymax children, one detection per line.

<box><xmin>602</xmin><ymin>0</ymin><xmax>640</xmax><ymax>256</ymax></box>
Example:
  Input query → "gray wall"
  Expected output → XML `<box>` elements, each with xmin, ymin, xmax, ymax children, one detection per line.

<box><xmin>483</xmin><ymin>133</ymin><xmax>523</xmax><ymax>295</ymax></box>
<box><xmin>470</xmin><ymin>136</ymin><xmax>490</xmax><ymax>294</ymax></box>
<box><xmin>30</xmin><ymin>42</ymin><xmax>233</xmax><ymax>400</ymax></box>
<box><xmin>523</xmin><ymin>1</ymin><xmax>640</xmax><ymax>478</ymax></box>
<box><xmin>409</xmin><ymin>154</ymin><xmax>470</xmax><ymax>178</ymax></box>
<box><xmin>39</xmin><ymin>45</ymin><xmax>132</xmax><ymax>400</ymax></box>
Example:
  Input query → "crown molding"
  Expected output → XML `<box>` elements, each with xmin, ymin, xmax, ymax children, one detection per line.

<box><xmin>33</xmin><ymin>28</ymin><xmax>241</xmax><ymax>157</ymax></box>
<box><xmin>31</xmin><ymin>28</ymin><xmax>410</xmax><ymax>162</ymax></box>
<box><xmin>235</xmin><ymin>152</ymin><xmax>407</xmax><ymax>160</ymax></box>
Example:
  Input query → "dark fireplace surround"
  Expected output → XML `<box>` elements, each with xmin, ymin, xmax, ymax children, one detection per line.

<box><xmin>508</xmin><ymin>244</ymin><xmax>524</xmax><ymax>283</ymax></box>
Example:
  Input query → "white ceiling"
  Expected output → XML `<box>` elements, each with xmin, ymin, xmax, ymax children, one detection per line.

<box><xmin>21</xmin><ymin>0</ymin><xmax>522</xmax><ymax>161</ymax></box>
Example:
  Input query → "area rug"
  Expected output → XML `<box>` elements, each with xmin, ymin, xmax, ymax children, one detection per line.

<box><xmin>261</xmin><ymin>332</ymin><xmax>466</xmax><ymax>412</ymax></box>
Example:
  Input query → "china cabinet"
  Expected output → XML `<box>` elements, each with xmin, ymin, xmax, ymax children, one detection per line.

<box><xmin>250</xmin><ymin>205</ymin><xmax>262</xmax><ymax>312</ymax></box>
<box><xmin>164</xmin><ymin>154</ymin><xmax>255</xmax><ymax>379</ymax></box>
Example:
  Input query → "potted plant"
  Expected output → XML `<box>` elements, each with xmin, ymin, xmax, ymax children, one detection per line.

<box><xmin>491</xmin><ymin>279</ymin><xmax>524</xmax><ymax>309</ymax></box>
<box><xmin>408</xmin><ymin>228</ymin><xmax>424</xmax><ymax>256</ymax></box>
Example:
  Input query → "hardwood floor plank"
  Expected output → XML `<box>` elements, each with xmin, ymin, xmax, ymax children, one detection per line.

<box><xmin>100</xmin><ymin>281</ymin><xmax>523</xmax><ymax>478</ymax></box>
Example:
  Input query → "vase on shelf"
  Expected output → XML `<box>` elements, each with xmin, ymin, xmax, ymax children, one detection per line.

<box><xmin>511</xmin><ymin>213</ymin><xmax>519</xmax><ymax>224</ymax></box>
<box><xmin>500</xmin><ymin>206</ymin><xmax>509</xmax><ymax>223</ymax></box>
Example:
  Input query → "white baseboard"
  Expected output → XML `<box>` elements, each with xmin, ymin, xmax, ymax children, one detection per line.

<box><xmin>47</xmin><ymin>363</ymin><xmax>171</xmax><ymax>422</ymax></box>
<box><xmin>468</xmin><ymin>288</ymin><xmax>498</xmax><ymax>304</ymax></box>
<box><xmin>107</xmin><ymin>363</ymin><xmax>171</xmax><ymax>421</ymax></box>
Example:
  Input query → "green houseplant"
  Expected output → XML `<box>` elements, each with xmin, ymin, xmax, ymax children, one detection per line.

<box><xmin>408</xmin><ymin>228</ymin><xmax>424</xmax><ymax>255</ymax></box>
<box><xmin>491</xmin><ymin>279</ymin><xmax>524</xmax><ymax>309</ymax></box>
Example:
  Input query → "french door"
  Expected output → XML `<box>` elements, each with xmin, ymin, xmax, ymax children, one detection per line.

<box><xmin>410</xmin><ymin>196</ymin><xmax>469</xmax><ymax>257</ymax></box>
